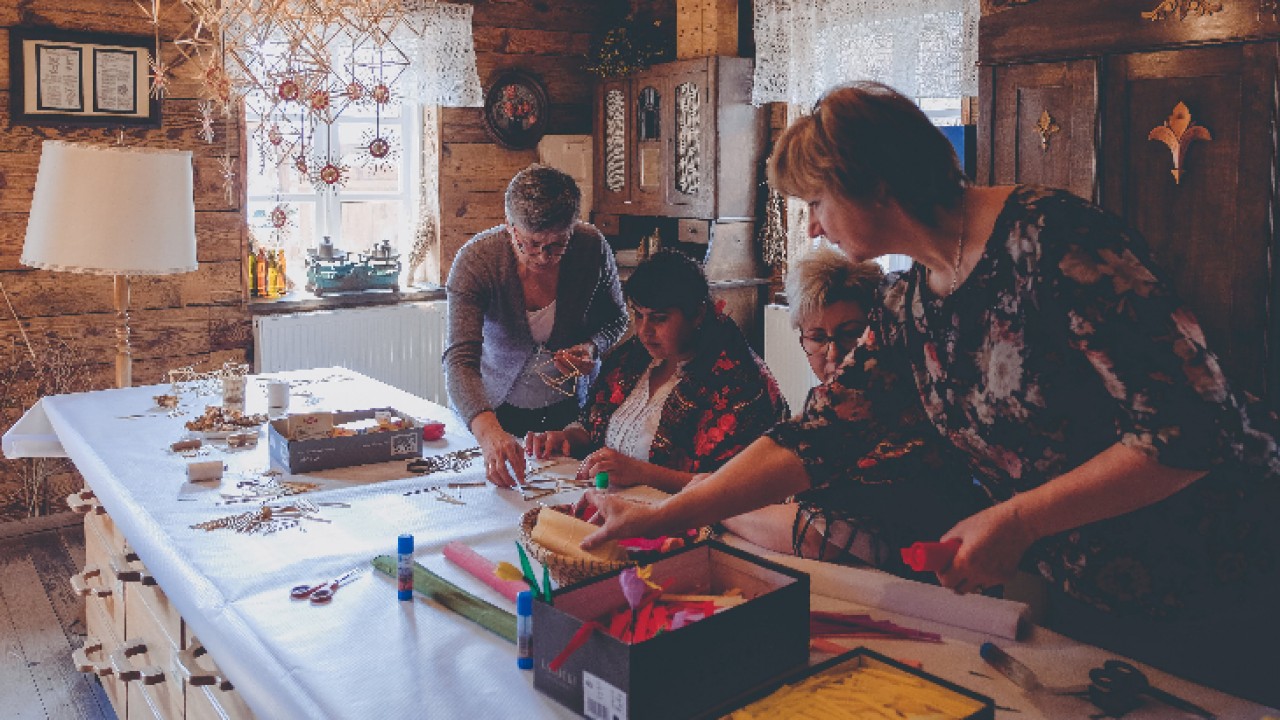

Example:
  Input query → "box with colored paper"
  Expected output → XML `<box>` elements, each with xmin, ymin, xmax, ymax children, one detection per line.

<box><xmin>710</xmin><ymin>646</ymin><xmax>995</xmax><ymax>720</ymax></box>
<box><xmin>532</xmin><ymin>540</ymin><xmax>809</xmax><ymax>720</ymax></box>
<box><xmin>267</xmin><ymin>407</ymin><xmax>420</xmax><ymax>473</ymax></box>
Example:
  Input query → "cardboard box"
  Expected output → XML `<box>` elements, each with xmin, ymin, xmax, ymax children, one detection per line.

<box><xmin>706</xmin><ymin>647</ymin><xmax>996</xmax><ymax>720</ymax></box>
<box><xmin>267</xmin><ymin>408</ymin><xmax>420</xmax><ymax>473</ymax></box>
<box><xmin>532</xmin><ymin>541</ymin><xmax>809</xmax><ymax>720</ymax></box>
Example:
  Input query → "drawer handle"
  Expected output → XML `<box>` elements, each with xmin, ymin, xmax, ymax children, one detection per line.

<box><xmin>72</xmin><ymin>637</ymin><xmax>113</xmax><ymax>676</ymax></box>
<box><xmin>109</xmin><ymin>551</ymin><xmax>156</xmax><ymax>586</ymax></box>
<box><xmin>66</xmin><ymin>490</ymin><xmax>104</xmax><ymax>515</ymax></box>
<box><xmin>69</xmin><ymin>565</ymin><xmax>113</xmax><ymax>598</ymax></box>
<box><xmin>175</xmin><ymin>644</ymin><xmax>232</xmax><ymax>690</ymax></box>
<box><xmin>110</xmin><ymin>638</ymin><xmax>166</xmax><ymax>686</ymax></box>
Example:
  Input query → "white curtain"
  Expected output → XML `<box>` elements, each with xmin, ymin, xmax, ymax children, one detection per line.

<box><xmin>752</xmin><ymin>0</ymin><xmax>979</xmax><ymax>106</ymax></box>
<box><xmin>398</xmin><ymin>1</ymin><xmax>484</xmax><ymax>107</ymax></box>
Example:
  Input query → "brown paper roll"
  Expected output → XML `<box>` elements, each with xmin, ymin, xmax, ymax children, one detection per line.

<box><xmin>531</xmin><ymin>508</ymin><xmax>628</xmax><ymax>563</ymax></box>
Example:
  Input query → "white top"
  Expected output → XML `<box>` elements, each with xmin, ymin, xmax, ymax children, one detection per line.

<box><xmin>604</xmin><ymin>360</ymin><xmax>682</xmax><ymax>461</ymax></box>
<box><xmin>505</xmin><ymin>301</ymin><xmax>566</xmax><ymax>409</ymax></box>
<box><xmin>527</xmin><ymin>300</ymin><xmax>556</xmax><ymax>344</ymax></box>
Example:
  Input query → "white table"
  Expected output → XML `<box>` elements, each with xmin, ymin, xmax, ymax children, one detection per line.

<box><xmin>7</xmin><ymin>368</ymin><xmax>1275</xmax><ymax>719</ymax></box>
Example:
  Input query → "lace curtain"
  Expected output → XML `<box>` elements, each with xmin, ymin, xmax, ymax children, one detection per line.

<box><xmin>752</xmin><ymin>0</ymin><xmax>979</xmax><ymax>106</ymax></box>
<box><xmin>398</xmin><ymin>1</ymin><xmax>484</xmax><ymax>107</ymax></box>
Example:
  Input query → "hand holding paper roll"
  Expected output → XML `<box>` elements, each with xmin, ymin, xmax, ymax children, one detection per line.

<box><xmin>532</xmin><ymin>506</ymin><xmax>628</xmax><ymax>563</ymax></box>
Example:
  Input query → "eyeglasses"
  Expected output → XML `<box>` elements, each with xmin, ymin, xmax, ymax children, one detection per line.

<box><xmin>798</xmin><ymin>327</ymin><xmax>864</xmax><ymax>357</ymax></box>
<box><xmin>511</xmin><ymin>227</ymin><xmax>570</xmax><ymax>258</ymax></box>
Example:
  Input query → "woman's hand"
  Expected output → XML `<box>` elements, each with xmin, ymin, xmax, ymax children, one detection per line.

<box><xmin>936</xmin><ymin>501</ymin><xmax>1039</xmax><ymax>594</ymax></box>
<box><xmin>525</xmin><ymin>430</ymin><xmax>571</xmax><ymax>459</ymax></box>
<box><xmin>471</xmin><ymin>412</ymin><xmax>525</xmax><ymax>488</ymax></box>
<box><xmin>553</xmin><ymin>343</ymin><xmax>595</xmax><ymax>376</ymax></box>
<box><xmin>580</xmin><ymin>489</ymin><xmax>664</xmax><ymax>550</ymax></box>
<box><xmin>577</xmin><ymin>447</ymin><xmax>647</xmax><ymax>487</ymax></box>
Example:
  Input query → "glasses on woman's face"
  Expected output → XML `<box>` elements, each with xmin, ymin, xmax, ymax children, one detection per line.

<box><xmin>798</xmin><ymin>326</ymin><xmax>865</xmax><ymax>357</ymax></box>
<box><xmin>511</xmin><ymin>226</ymin><xmax>571</xmax><ymax>258</ymax></box>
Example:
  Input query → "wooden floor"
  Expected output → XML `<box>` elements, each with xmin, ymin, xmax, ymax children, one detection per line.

<box><xmin>0</xmin><ymin>517</ymin><xmax>115</xmax><ymax>719</ymax></box>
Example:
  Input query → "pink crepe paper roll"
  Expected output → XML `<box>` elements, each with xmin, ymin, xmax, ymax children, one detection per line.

<box><xmin>442</xmin><ymin>541</ymin><xmax>529</xmax><ymax>603</ymax></box>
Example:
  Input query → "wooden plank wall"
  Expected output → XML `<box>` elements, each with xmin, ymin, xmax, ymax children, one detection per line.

<box><xmin>0</xmin><ymin>0</ymin><xmax>250</xmax><ymax>521</ymax></box>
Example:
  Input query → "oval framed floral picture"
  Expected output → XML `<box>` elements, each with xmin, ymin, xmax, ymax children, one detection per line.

<box><xmin>482</xmin><ymin>69</ymin><xmax>550</xmax><ymax>150</ymax></box>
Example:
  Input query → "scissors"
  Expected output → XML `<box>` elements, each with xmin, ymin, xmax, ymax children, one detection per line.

<box><xmin>290</xmin><ymin>569</ymin><xmax>361</xmax><ymax>605</ymax></box>
<box><xmin>1067</xmin><ymin>660</ymin><xmax>1216</xmax><ymax>719</ymax></box>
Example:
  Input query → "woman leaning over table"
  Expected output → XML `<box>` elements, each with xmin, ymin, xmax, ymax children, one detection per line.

<box><xmin>721</xmin><ymin>246</ymin><xmax>986</xmax><ymax>572</ymax></box>
<box><xmin>582</xmin><ymin>82</ymin><xmax>1280</xmax><ymax>704</ymax></box>
<box><xmin>444</xmin><ymin>164</ymin><xmax>627</xmax><ymax>488</ymax></box>
<box><xmin>525</xmin><ymin>250</ymin><xmax>789</xmax><ymax>492</ymax></box>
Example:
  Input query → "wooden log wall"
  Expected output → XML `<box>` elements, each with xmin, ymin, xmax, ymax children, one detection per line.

<box><xmin>0</xmin><ymin>0</ymin><xmax>250</xmax><ymax>521</ymax></box>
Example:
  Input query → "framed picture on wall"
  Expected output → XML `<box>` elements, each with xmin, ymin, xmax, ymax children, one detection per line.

<box><xmin>9</xmin><ymin>27</ymin><xmax>159</xmax><ymax>128</ymax></box>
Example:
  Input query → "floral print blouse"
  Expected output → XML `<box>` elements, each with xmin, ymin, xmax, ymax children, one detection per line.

<box><xmin>769</xmin><ymin>186</ymin><xmax>1280</xmax><ymax>619</ymax></box>
<box><xmin>582</xmin><ymin>312</ymin><xmax>789</xmax><ymax>473</ymax></box>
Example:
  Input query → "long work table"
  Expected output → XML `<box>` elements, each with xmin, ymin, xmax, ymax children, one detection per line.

<box><xmin>6</xmin><ymin>367</ymin><xmax>1275</xmax><ymax>719</ymax></box>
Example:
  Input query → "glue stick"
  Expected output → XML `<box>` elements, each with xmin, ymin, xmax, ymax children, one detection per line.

<box><xmin>516</xmin><ymin>590</ymin><xmax>533</xmax><ymax>670</ymax></box>
<box><xmin>397</xmin><ymin>534</ymin><xmax>414</xmax><ymax>601</ymax></box>
<box><xmin>595</xmin><ymin>471</ymin><xmax>609</xmax><ymax>490</ymax></box>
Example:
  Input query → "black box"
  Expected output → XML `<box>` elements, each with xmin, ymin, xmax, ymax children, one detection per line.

<box><xmin>532</xmin><ymin>540</ymin><xmax>809</xmax><ymax>720</ymax></box>
<box><xmin>267</xmin><ymin>407</ymin><xmax>420</xmax><ymax>473</ymax></box>
<box><xmin>705</xmin><ymin>646</ymin><xmax>995</xmax><ymax>719</ymax></box>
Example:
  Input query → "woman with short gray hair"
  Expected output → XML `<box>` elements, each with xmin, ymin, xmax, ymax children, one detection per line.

<box><xmin>445</xmin><ymin>164</ymin><xmax>627</xmax><ymax>488</ymax></box>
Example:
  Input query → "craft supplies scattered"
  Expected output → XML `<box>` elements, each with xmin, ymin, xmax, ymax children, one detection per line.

<box><xmin>186</xmin><ymin>460</ymin><xmax>225</xmax><ymax>484</ymax></box>
<box><xmin>398</xmin><ymin>534</ymin><xmax>414</xmax><ymax>601</ymax></box>
<box><xmin>810</xmin><ymin>610</ymin><xmax>943</xmax><ymax>643</ymax></box>
<box><xmin>226</xmin><ymin>431</ymin><xmax>258</xmax><ymax>448</ymax></box>
<box><xmin>265</xmin><ymin>379</ymin><xmax>290</xmax><ymax>412</ymax></box>
<box><xmin>979</xmin><ymin>643</ymin><xmax>1215</xmax><ymax>719</ymax></box>
<box><xmin>291</xmin><ymin>568</ymin><xmax>362</xmax><ymax>605</ymax></box>
<box><xmin>268</xmin><ymin>408</ymin><xmax>421</xmax><ymax>472</ymax></box>
<box><xmin>901</xmin><ymin>539</ymin><xmax>962</xmax><ymax>572</ymax></box>
<box><xmin>421</xmin><ymin>420</ymin><xmax>446</xmax><ymax>441</ymax></box>
<box><xmin>404</xmin><ymin>447</ymin><xmax>483</xmax><ymax>476</ymax></box>
<box><xmin>532</xmin><ymin>541</ymin><xmax>810</xmax><ymax>720</ymax></box>
<box><xmin>442</xmin><ymin>541</ymin><xmax>529</xmax><ymax>603</ymax></box>
<box><xmin>171</xmin><ymin>438</ymin><xmax>203</xmax><ymax>453</ymax></box>
<box><xmin>517</xmin><ymin>590</ymin><xmax>534</xmax><ymax>670</ymax></box>
<box><xmin>370</xmin><ymin>554</ymin><xmax>517</xmax><ymax>642</ymax></box>
<box><xmin>189</xmin><ymin>499</ymin><xmax>349</xmax><ymax>535</ymax></box>
<box><xmin>154</xmin><ymin>394</ymin><xmax>179</xmax><ymax>409</ymax></box>
<box><xmin>720</xmin><ymin>647</ymin><xmax>991</xmax><ymax>720</ymax></box>
<box><xmin>218</xmin><ymin>477</ymin><xmax>319</xmax><ymax>504</ymax></box>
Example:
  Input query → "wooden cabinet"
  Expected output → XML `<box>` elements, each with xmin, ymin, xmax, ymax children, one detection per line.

<box><xmin>592</xmin><ymin>56</ymin><xmax>765</xmax><ymax>220</ymax></box>
<box><xmin>69</xmin><ymin>490</ymin><xmax>254</xmax><ymax>720</ymax></box>
<box><xmin>978</xmin><ymin>3</ymin><xmax>1280</xmax><ymax>408</ymax></box>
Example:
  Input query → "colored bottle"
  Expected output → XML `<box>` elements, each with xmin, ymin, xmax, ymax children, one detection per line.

<box><xmin>256</xmin><ymin>247</ymin><xmax>269</xmax><ymax>297</ymax></box>
<box><xmin>275</xmin><ymin>249</ymin><xmax>287</xmax><ymax>295</ymax></box>
<box><xmin>516</xmin><ymin>590</ymin><xmax>533</xmax><ymax>670</ymax></box>
<box><xmin>247</xmin><ymin>247</ymin><xmax>258</xmax><ymax>298</ymax></box>
<box><xmin>397</xmin><ymin>534</ymin><xmax>414</xmax><ymax>601</ymax></box>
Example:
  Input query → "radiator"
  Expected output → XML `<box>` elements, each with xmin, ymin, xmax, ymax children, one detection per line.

<box><xmin>763</xmin><ymin>303</ymin><xmax>818</xmax><ymax>414</ymax></box>
<box><xmin>253</xmin><ymin>301</ymin><xmax>448</xmax><ymax>406</ymax></box>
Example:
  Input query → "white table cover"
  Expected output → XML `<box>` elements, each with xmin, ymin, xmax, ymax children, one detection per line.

<box><xmin>20</xmin><ymin>368</ymin><xmax>1277</xmax><ymax>719</ymax></box>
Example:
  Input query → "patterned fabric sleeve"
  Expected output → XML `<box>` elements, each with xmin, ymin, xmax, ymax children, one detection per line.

<box><xmin>1042</xmin><ymin>195</ymin><xmax>1266</xmax><ymax>470</ymax></box>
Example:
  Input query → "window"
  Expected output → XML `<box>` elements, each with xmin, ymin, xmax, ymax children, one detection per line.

<box><xmin>245</xmin><ymin>94</ymin><xmax>422</xmax><ymax>292</ymax></box>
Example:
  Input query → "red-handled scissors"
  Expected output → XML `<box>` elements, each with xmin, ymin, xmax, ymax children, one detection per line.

<box><xmin>290</xmin><ymin>569</ymin><xmax>361</xmax><ymax>605</ymax></box>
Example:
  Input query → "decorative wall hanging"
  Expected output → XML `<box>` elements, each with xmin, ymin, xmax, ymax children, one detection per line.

<box><xmin>1141</xmin><ymin>0</ymin><xmax>1224</xmax><ymax>21</ymax></box>
<box><xmin>482</xmin><ymin>70</ymin><xmax>550</xmax><ymax>150</ymax></box>
<box><xmin>1148</xmin><ymin>101</ymin><xmax>1212</xmax><ymax>184</ymax></box>
<box><xmin>1033</xmin><ymin>110</ymin><xmax>1060</xmax><ymax>150</ymax></box>
<box><xmin>674</xmin><ymin>81</ymin><xmax>701</xmax><ymax>195</ymax></box>
<box><xmin>604</xmin><ymin>89</ymin><xmax>628</xmax><ymax>192</ymax></box>
<box><xmin>8</xmin><ymin>27</ymin><xmax>160</xmax><ymax>127</ymax></box>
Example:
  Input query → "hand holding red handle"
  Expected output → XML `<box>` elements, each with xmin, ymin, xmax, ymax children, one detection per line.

<box><xmin>900</xmin><ymin>539</ymin><xmax>961</xmax><ymax>572</ymax></box>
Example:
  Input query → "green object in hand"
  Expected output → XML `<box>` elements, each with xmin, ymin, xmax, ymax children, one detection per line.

<box><xmin>595</xmin><ymin>471</ymin><xmax>609</xmax><ymax>489</ymax></box>
<box><xmin>371</xmin><ymin>555</ymin><xmax>516</xmax><ymax>643</ymax></box>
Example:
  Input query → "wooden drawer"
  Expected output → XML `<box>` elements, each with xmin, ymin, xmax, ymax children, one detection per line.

<box><xmin>79</xmin><ymin>598</ymin><xmax>129</xmax><ymax>719</ymax></box>
<box><xmin>181</xmin><ymin>631</ymin><xmax>256</xmax><ymax>720</ymax></box>
<box><xmin>119</xmin><ymin>592</ymin><xmax>185</xmax><ymax>720</ymax></box>
<box><xmin>677</xmin><ymin>218</ymin><xmax>711</xmax><ymax>244</ymax></box>
<box><xmin>82</xmin><ymin>523</ymin><xmax>126</xmax><ymax>643</ymax></box>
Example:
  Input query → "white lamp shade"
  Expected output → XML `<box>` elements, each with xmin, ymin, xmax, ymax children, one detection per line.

<box><xmin>22</xmin><ymin>141</ymin><xmax>198</xmax><ymax>275</ymax></box>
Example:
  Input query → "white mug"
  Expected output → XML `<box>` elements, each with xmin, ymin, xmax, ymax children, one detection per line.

<box><xmin>266</xmin><ymin>380</ymin><xmax>290</xmax><ymax>412</ymax></box>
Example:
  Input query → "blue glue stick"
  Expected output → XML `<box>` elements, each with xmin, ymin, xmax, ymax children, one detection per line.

<box><xmin>397</xmin><ymin>534</ymin><xmax>414</xmax><ymax>601</ymax></box>
<box><xmin>516</xmin><ymin>590</ymin><xmax>533</xmax><ymax>670</ymax></box>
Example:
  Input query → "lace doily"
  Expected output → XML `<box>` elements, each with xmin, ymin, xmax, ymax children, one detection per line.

<box><xmin>752</xmin><ymin>0</ymin><xmax>979</xmax><ymax>106</ymax></box>
<box><xmin>398</xmin><ymin>1</ymin><xmax>484</xmax><ymax>107</ymax></box>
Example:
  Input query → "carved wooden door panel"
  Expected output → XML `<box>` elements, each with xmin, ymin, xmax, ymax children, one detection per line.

<box><xmin>981</xmin><ymin>60</ymin><xmax>1098</xmax><ymax>201</ymax></box>
<box><xmin>1100</xmin><ymin>43</ymin><xmax>1279</xmax><ymax>404</ymax></box>
<box><xmin>663</xmin><ymin>62</ymin><xmax>715</xmax><ymax>217</ymax></box>
<box><xmin>594</xmin><ymin>78</ymin><xmax>634</xmax><ymax>215</ymax></box>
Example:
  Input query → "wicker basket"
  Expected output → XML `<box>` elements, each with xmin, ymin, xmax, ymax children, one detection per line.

<box><xmin>518</xmin><ymin>505</ymin><xmax>631</xmax><ymax>586</ymax></box>
<box><xmin>518</xmin><ymin>505</ymin><xmax>716</xmax><ymax>587</ymax></box>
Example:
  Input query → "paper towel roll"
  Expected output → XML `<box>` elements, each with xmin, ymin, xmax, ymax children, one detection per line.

<box><xmin>531</xmin><ymin>508</ymin><xmax>628</xmax><ymax>563</ymax></box>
